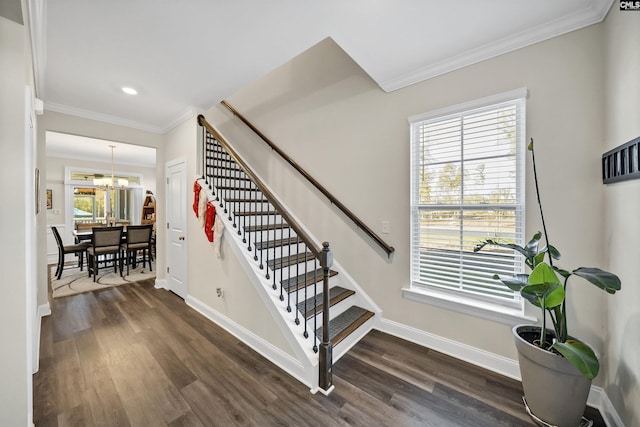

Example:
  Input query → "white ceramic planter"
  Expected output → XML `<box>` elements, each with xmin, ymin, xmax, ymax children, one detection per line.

<box><xmin>513</xmin><ymin>325</ymin><xmax>592</xmax><ymax>427</ymax></box>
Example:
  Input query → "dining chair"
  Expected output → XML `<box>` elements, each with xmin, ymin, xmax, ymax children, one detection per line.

<box><xmin>51</xmin><ymin>226</ymin><xmax>90</xmax><ymax>280</ymax></box>
<box><xmin>87</xmin><ymin>226</ymin><xmax>124</xmax><ymax>281</ymax></box>
<box><xmin>122</xmin><ymin>224</ymin><xmax>153</xmax><ymax>275</ymax></box>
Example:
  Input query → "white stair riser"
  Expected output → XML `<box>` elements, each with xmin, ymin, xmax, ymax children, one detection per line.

<box><xmin>215</xmin><ymin>178</ymin><xmax>256</xmax><ymax>188</ymax></box>
<box><xmin>248</xmin><ymin>228</ymin><xmax>296</xmax><ymax>242</ymax></box>
<box><xmin>225</xmin><ymin>226</ymin><xmax>293</xmax><ymax>243</ymax></box>
<box><xmin>304</xmin><ymin>294</ymin><xmax>356</xmax><ymax>332</ymax></box>
<box><xmin>209</xmin><ymin>168</ymin><xmax>246</xmax><ymax>178</ymax></box>
<box><xmin>265</xmin><ymin>262</ymin><xmax>328</xmax><ymax>282</ymax></box>
<box><xmin>239</xmin><ymin>242</ymin><xmax>309</xmax><ymax>261</ymax></box>
<box><xmin>284</xmin><ymin>275</ymin><xmax>341</xmax><ymax>304</ymax></box>
<box><xmin>228</xmin><ymin>212</ymin><xmax>285</xmax><ymax>226</ymax></box>
<box><xmin>258</xmin><ymin>251</ymin><xmax>318</xmax><ymax>274</ymax></box>
<box><xmin>266</xmin><ymin>260</ymin><xmax>325</xmax><ymax>284</ymax></box>
<box><xmin>214</xmin><ymin>189</ymin><xmax>261</xmax><ymax>200</ymax></box>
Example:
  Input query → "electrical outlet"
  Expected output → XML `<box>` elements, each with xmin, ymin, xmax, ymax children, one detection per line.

<box><xmin>382</xmin><ymin>221</ymin><xmax>390</xmax><ymax>234</ymax></box>
<box><xmin>216</xmin><ymin>288</ymin><xmax>224</xmax><ymax>298</ymax></box>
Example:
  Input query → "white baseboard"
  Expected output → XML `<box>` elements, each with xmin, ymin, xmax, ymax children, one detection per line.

<box><xmin>185</xmin><ymin>294</ymin><xmax>312</xmax><ymax>389</ymax></box>
<box><xmin>37</xmin><ymin>303</ymin><xmax>51</xmax><ymax>318</ymax></box>
<box><xmin>154</xmin><ymin>278</ymin><xmax>168</xmax><ymax>290</ymax></box>
<box><xmin>376</xmin><ymin>318</ymin><xmax>521</xmax><ymax>380</ymax></box>
<box><xmin>376</xmin><ymin>318</ymin><xmax>623</xmax><ymax>427</ymax></box>
<box><xmin>34</xmin><ymin>303</ymin><xmax>51</xmax><ymax>374</ymax></box>
<box><xmin>587</xmin><ymin>386</ymin><xmax>625</xmax><ymax>427</ymax></box>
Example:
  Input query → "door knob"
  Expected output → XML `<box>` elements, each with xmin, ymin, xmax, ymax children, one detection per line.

<box><xmin>179</xmin><ymin>236</ymin><xmax>185</xmax><ymax>241</ymax></box>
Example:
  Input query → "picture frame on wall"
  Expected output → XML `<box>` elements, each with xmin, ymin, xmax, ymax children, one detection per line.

<box><xmin>35</xmin><ymin>168</ymin><xmax>40</xmax><ymax>214</ymax></box>
<box><xmin>47</xmin><ymin>189</ymin><xmax>52</xmax><ymax>210</ymax></box>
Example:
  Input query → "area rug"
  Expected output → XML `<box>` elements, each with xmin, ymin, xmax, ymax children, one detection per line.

<box><xmin>50</xmin><ymin>263</ymin><xmax>156</xmax><ymax>298</ymax></box>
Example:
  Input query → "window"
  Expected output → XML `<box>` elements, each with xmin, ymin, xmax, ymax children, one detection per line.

<box><xmin>66</xmin><ymin>168</ymin><xmax>145</xmax><ymax>229</ymax></box>
<box><xmin>409</xmin><ymin>89</ymin><xmax>526</xmax><ymax>313</ymax></box>
<box><xmin>73</xmin><ymin>187</ymin><xmax>134</xmax><ymax>226</ymax></box>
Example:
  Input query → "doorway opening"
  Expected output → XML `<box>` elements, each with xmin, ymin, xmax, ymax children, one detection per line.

<box><xmin>44</xmin><ymin>131</ymin><xmax>157</xmax><ymax>263</ymax></box>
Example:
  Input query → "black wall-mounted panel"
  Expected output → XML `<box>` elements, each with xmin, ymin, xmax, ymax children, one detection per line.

<box><xmin>602</xmin><ymin>136</ymin><xmax>640</xmax><ymax>184</ymax></box>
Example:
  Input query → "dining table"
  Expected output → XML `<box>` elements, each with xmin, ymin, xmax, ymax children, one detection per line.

<box><xmin>73</xmin><ymin>227</ymin><xmax>128</xmax><ymax>243</ymax></box>
<box><xmin>73</xmin><ymin>226</ymin><xmax>155</xmax><ymax>258</ymax></box>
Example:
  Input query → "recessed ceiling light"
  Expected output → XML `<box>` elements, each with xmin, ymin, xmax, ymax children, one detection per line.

<box><xmin>122</xmin><ymin>87</ymin><xmax>138</xmax><ymax>95</ymax></box>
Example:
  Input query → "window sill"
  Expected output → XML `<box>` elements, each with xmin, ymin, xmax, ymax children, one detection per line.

<box><xmin>402</xmin><ymin>287</ymin><xmax>537</xmax><ymax>326</ymax></box>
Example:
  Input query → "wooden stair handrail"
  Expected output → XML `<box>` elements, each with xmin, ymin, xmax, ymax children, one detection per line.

<box><xmin>198</xmin><ymin>114</ymin><xmax>323</xmax><ymax>258</ymax></box>
<box><xmin>220</xmin><ymin>100</ymin><xmax>395</xmax><ymax>258</ymax></box>
<box><xmin>199</xmin><ymin>114</ymin><xmax>335</xmax><ymax>391</ymax></box>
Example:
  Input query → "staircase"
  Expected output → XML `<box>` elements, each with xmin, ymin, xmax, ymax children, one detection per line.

<box><xmin>197</xmin><ymin>116</ymin><xmax>379</xmax><ymax>393</ymax></box>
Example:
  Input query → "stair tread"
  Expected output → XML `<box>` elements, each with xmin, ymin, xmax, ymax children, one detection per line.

<box><xmin>211</xmin><ymin>148</ymin><xmax>232</xmax><ymax>155</ymax></box>
<box><xmin>234</xmin><ymin>210</ymin><xmax>277</xmax><ymax>217</ymax></box>
<box><xmin>297</xmin><ymin>286</ymin><xmax>355</xmax><ymax>319</ymax></box>
<box><xmin>267</xmin><ymin>252</ymin><xmax>314</xmax><ymax>269</ymax></box>
<box><xmin>254</xmin><ymin>236</ymin><xmax>300</xmax><ymax>250</ymax></box>
<box><xmin>221</xmin><ymin>176</ymin><xmax>252</xmax><ymax>182</ymax></box>
<box><xmin>217</xmin><ymin>189</ymin><xmax>262</xmax><ymax>194</ymax></box>
<box><xmin>225</xmin><ymin>198</ymin><xmax>269</xmax><ymax>203</ymax></box>
<box><xmin>212</xmin><ymin>157</ymin><xmax>234</xmax><ymax>163</ymax></box>
<box><xmin>244</xmin><ymin>223</ymin><xmax>290</xmax><ymax>232</ymax></box>
<box><xmin>210</xmin><ymin>165</ymin><xmax>239</xmax><ymax>171</ymax></box>
<box><xmin>213</xmin><ymin>164</ymin><xmax>242</xmax><ymax>170</ymax></box>
<box><xmin>206</xmin><ymin>154</ymin><xmax>236</xmax><ymax>160</ymax></box>
<box><xmin>281</xmin><ymin>268</ymin><xmax>338</xmax><ymax>292</ymax></box>
<box><xmin>215</xmin><ymin>184</ymin><xmax>257</xmax><ymax>188</ymax></box>
<box><xmin>207</xmin><ymin>154</ymin><xmax>234</xmax><ymax>160</ymax></box>
<box><xmin>315</xmin><ymin>306</ymin><xmax>374</xmax><ymax>347</ymax></box>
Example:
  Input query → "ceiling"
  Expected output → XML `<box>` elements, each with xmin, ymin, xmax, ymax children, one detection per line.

<box><xmin>46</xmin><ymin>131</ymin><xmax>156</xmax><ymax>168</ymax></box>
<box><xmin>32</xmin><ymin>0</ymin><xmax>612</xmax><ymax>134</ymax></box>
<box><xmin>0</xmin><ymin>0</ymin><xmax>23</xmax><ymax>24</ymax></box>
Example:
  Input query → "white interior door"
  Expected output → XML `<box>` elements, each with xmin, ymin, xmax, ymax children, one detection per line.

<box><xmin>166</xmin><ymin>159</ymin><xmax>187</xmax><ymax>299</ymax></box>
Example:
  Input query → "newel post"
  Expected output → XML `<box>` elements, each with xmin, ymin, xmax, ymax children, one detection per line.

<box><xmin>318</xmin><ymin>241</ymin><xmax>333</xmax><ymax>392</ymax></box>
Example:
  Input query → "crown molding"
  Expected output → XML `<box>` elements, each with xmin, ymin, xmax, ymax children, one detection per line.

<box><xmin>27</xmin><ymin>0</ymin><xmax>46</xmax><ymax>98</ymax></box>
<box><xmin>44</xmin><ymin>102</ymin><xmax>200</xmax><ymax>135</ymax></box>
<box><xmin>380</xmin><ymin>0</ymin><xmax>614</xmax><ymax>92</ymax></box>
<box><xmin>44</xmin><ymin>102</ymin><xmax>166</xmax><ymax>133</ymax></box>
<box><xmin>160</xmin><ymin>107</ymin><xmax>200</xmax><ymax>134</ymax></box>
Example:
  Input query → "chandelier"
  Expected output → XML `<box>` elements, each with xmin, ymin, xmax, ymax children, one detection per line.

<box><xmin>93</xmin><ymin>145</ymin><xmax>128</xmax><ymax>226</ymax></box>
<box><xmin>93</xmin><ymin>145</ymin><xmax>128</xmax><ymax>188</ymax></box>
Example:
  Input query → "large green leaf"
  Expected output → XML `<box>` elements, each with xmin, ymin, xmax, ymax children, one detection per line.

<box><xmin>522</xmin><ymin>283</ymin><xmax>564</xmax><ymax>308</ymax></box>
<box><xmin>545</xmin><ymin>285</ymin><xmax>565</xmax><ymax>308</ymax></box>
<box><xmin>525</xmin><ymin>263</ymin><xmax>564</xmax><ymax>308</ymax></box>
<box><xmin>474</xmin><ymin>232</ymin><xmax>546</xmax><ymax>269</ymax></box>
<box><xmin>552</xmin><ymin>339</ymin><xmax>600</xmax><ymax>380</ymax></box>
<box><xmin>573</xmin><ymin>267</ymin><xmax>621</xmax><ymax>294</ymax></box>
<box><xmin>553</xmin><ymin>266</ymin><xmax>572</xmax><ymax>279</ymax></box>
<box><xmin>547</xmin><ymin>245</ymin><xmax>561</xmax><ymax>260</ymax></box>
<box><xmin>474</xmin><ymin>239</ymin><xmax>529</xmax><ymax>258</ymax></box>
<box><xmin>521</xmin><ymin>290</ymin><xmax>542</xmax><ymax>307</ymax></box>
<box><xmin>494</xmin><ymin>274</ymin><xmax>529</xmax><ymax>292</ymax></box>
<box><xmin>525</xmin><ymin>232</ymin><xmax>542</xmax><ymax>255</ymax></box>
<box><xmin>529</xmin><ymin>262</ymin><xmax>561</xmax><ymax>286</ymax></box>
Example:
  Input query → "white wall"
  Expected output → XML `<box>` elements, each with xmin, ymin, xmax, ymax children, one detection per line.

<box><xmin>205</xmin><ymin>25</ymin><xmax>607</xmax><ymax>368</ymax></box>
<box><xmin>163</xmin><ymin>118</ymin><xmax>295</xmax><ymax>357</ymax></box>
<box><xmin>602</xmin><ymin>8</ymin><xmax>640</xmax><ymax>427</ymax></box>
<box><xmin>0</xmin><ymin>13</ymin><xmax>31</xmax><ymax>427</ymax></box>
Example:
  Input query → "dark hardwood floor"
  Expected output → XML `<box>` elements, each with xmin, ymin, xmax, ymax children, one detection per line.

<box><xmin>34</xmin><ymin>279</ymin><xmax>605</xmax><ymax>426</ymax></box>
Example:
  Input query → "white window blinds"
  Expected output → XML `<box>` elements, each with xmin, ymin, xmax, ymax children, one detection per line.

<box><xmin>410</xmin><ymin>90</ymin><xmax>526</xmax><ymax>308</ymax></box>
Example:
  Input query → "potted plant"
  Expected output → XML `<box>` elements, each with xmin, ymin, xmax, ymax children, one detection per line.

<box><xmin>474</xmin><ymin>139</ymin><xmax>621</xmax><ymax>427</ymax></box>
